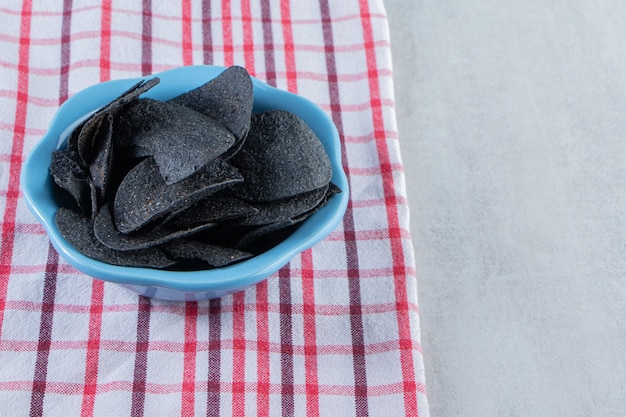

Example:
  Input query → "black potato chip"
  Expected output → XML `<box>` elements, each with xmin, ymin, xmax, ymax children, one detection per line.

<box><xmin>239</xmin><ymin>185</ymin><xmax>329</xmax><ymax>226</ymax></box>
<box><xmin>291</xmin><ymin>182</ymin><xmax>342</xmax><ymax>223</ymax></box>
<box><xmin>169</xmin><ymin>66</ymin><xmax>253</xmax><ymax>142</ymax></box>
<box><xmin>119</xmin><ymin>98</ymin><xmax>236</xmax><ymax>184</ymax></box>
<box><xmin>50</xmin><ymin>149</ymin><xmax>97</xmax><ymax>218</ymax></box>
<box><xmin>94</xmin><ymin>205</ymin><xmax>216</xmax><ymax>251</ymax></box>
<box><xmin>78</xmin><ymin>78</ymin><xmax>160</xmax><ymax>165</ymax></box>
<box><xmin>163</xmin><ymin>197</ymin><xmax>257</xmax><ymax>229</ymax></box>
<box><xmin>113</xmin><ymin>156</ymin><xmax>243</xmax><ymax>233</ymax></box>
<box><xmin>89</xmin><ymin>113</ymin><xmax>114</xmax><ymax>206</ymax></box>
<box><xmin>234</xmin><ymin>219</ymin><xmax>302</xmax><ymax>254</ymax></box>
<box><xmin>228</xmin><ymin>110</ymin><xmax>332</xmax><ymax>202</ymax></box>
<box><xmin>161</xmin><ymin>239</ymin><xmax>253</xmax><ymax>267</ymax></box>
<box><xmin>76</xmin><ymin>114</ymin><xmax>105</xmax><ymax>167</ymax></box>
<box><xmin>56</xmin><ymin>207</ymin><xmax>175</xmax><ymax>268</ymax></box>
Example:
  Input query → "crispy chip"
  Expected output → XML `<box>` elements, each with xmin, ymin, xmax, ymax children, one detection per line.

<box><xmin>113</xmin><ymin>156</ymin><xmax>243</xmax><ymax>233</ymax></box>
<box><xmin>161</xmin><ymin>239</ymin><xmax>253</xmax><ymax>268</ymax></box>
<box><xmin>228</xmin><ymin>110</ymin><xmax>332</xmax><ymax>202</ymax></box>
<box><xmin>50</xmin><ymin>149</ymin><xmax>96</xmax><ymax>218</ymax></box>
<box><xmin>169</xmin><ymin>66</ymin><xmax>253</xmax><ymax>141</ymax></box>
<box><xmin>120</xmin><ymin>98</ymin><xmax>236</xmax><ymax>184</ymax></box>
<box><xmin>56</xmin><ymin>207</ymin><xmax>175</xmax><ymax>268</ymax></box>
<box><xmin>94</xmin><ymin>205</ymin><xmax>216</xmax><ymax>251</ymax></box>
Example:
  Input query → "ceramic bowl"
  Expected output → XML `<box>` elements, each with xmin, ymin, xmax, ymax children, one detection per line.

<box><xmin>21</xmin><ymin>65</ymin><xmax>348</xmax><ymax>301</ymax></box>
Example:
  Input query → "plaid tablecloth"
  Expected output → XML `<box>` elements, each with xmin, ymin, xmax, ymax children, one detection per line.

<box><xmin>0</xmin><ymin>1</ymin><xmax>428</xmax><ymax>416</ymax></box>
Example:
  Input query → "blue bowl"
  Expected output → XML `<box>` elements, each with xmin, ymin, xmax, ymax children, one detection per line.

<box><xmin>21</xmin><ymin>65</ymin><xmax>348</xmax><ymax>301</ymax></box>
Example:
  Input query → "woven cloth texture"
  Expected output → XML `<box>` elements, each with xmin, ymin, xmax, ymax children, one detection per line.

<box><xmin>0</xmin><ymin>1</ymin><xmax>428</xmax><ymax>416</ymax></box>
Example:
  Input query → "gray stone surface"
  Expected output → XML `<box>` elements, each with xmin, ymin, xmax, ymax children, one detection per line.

<box><xmin>386</xmin><ymin>1</ymin><xmax>626</xmax><ymax>415</ymax></box>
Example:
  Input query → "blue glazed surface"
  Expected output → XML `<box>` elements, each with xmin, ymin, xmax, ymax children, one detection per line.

<box><xmin>21</xmin><ymin>65</ymin><xmax>348</xmax><ymax>301</ymax></box>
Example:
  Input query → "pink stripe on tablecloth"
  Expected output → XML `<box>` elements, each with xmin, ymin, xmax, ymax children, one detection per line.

<box><xmin>0</xmin><ymin>5</ymin><xmax>387</xmax><ymax>24</ymax></box>
<box><xmin>0</xmin><ymin>379</ymin><xmax>425</xmax><ymax>397</ymax></box>
<box><xmin>1</xmin><ymin>299</ymin><xmax>418</xmax><ymax>328</ymax></box>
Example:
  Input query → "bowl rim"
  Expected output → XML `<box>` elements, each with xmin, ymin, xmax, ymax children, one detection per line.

<box><xmin>21</xmin><ymin>65</ymin><xmax>349</xmax><ymax>293</ymax></box>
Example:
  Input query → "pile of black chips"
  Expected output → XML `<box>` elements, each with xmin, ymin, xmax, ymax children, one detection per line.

<box><xmin>50</xmin><ymin>66</ymin><xmax>340</xmax><ymax>270</ymax></box>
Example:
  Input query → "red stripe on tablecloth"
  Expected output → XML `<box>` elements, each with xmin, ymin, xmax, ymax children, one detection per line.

<box><xmin>302</xmin><ymin>249</ymin><xmax>320</xmax><ymax>415</ymax></box>
<box><xmin>80</xmin><ymin>279</ymin><xmax>104</xmax><ymax>417</ymax></box>
<box><xmin>131</xmin><ymin>297</ymin><xmax>151</xmax><ymax>417</ymax></box>
<box><xmin>255</xmin><ymin>281</ymin><xmax>270</xmax><ymax>416</ymax></box>
<box><xmin>201</xmin><ymin>0</ymin><xmax>213</xmax><ymax>65</ymax></box>
<box><xmin>141</xmin><ymin>0</ymin><xmax>152</xmax><ymax>76</ymax></box>
<box><xmin>260</xmin><ymin>0</ymin><xmax>275</xmax><ymax>86</ymax></box>
<box><xmin>319</xmin><ymin>2</ymin><xmax>370</xmax><ymax>416</ymax></box>
<box><xmin>182</xmin><ymin>0</ymin><xmax>193</xmax><ymax>65</ymax></box>
<box><xmin>358</xmin><ymin>1</ymin><xmax>419</xmax><ymax>415</ymax></box>
<box><xmin>29</xmin><ymin>244</ymin><xmax>59</xmax><ymax>417</ymax></box>
<box><xmin>241</xmin><ymin>0</ymin><xmax>254</xmax><ymax>70</ymax></box>
<box><xmin>206</xmin><ymin>299</ymin><xmax>221</xmax><ymax>417</ymax></box>
<box><xmin>182</xmin><ymin>302</ymin><xmax>198</xmax><ymax>415</ymax></box>
<box><xmin>59</xmin><ymin>0</ymin><xmax>72</xmax><ymax>105</ymax></box>
<box><xmin>0</xmin><ymin>0</ymin><xmax>32</xmax><ymax>338</ymax></box>
<box><xmin>278</xmin><ymin>266</ymin><xmax>294</xmax><ymax>417</ymax></box>
<box><xmin>222</xmin><ymin>0</ymin><xmax>234</xmax><ymax>66</ymax></box>
<box><xmin>100</xmin><ymin>0</ymin><xmax>112</xmax><ymax>81</ymax></box>
<box><xmin>232</xmin><ymin>293</ymin><xmax>247</xmax><ymax>416</ymax></box>
<box><xmin>280</xmin><ymin>1</ymin><xmax>297</xmax><ymax>93</ymax></box>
